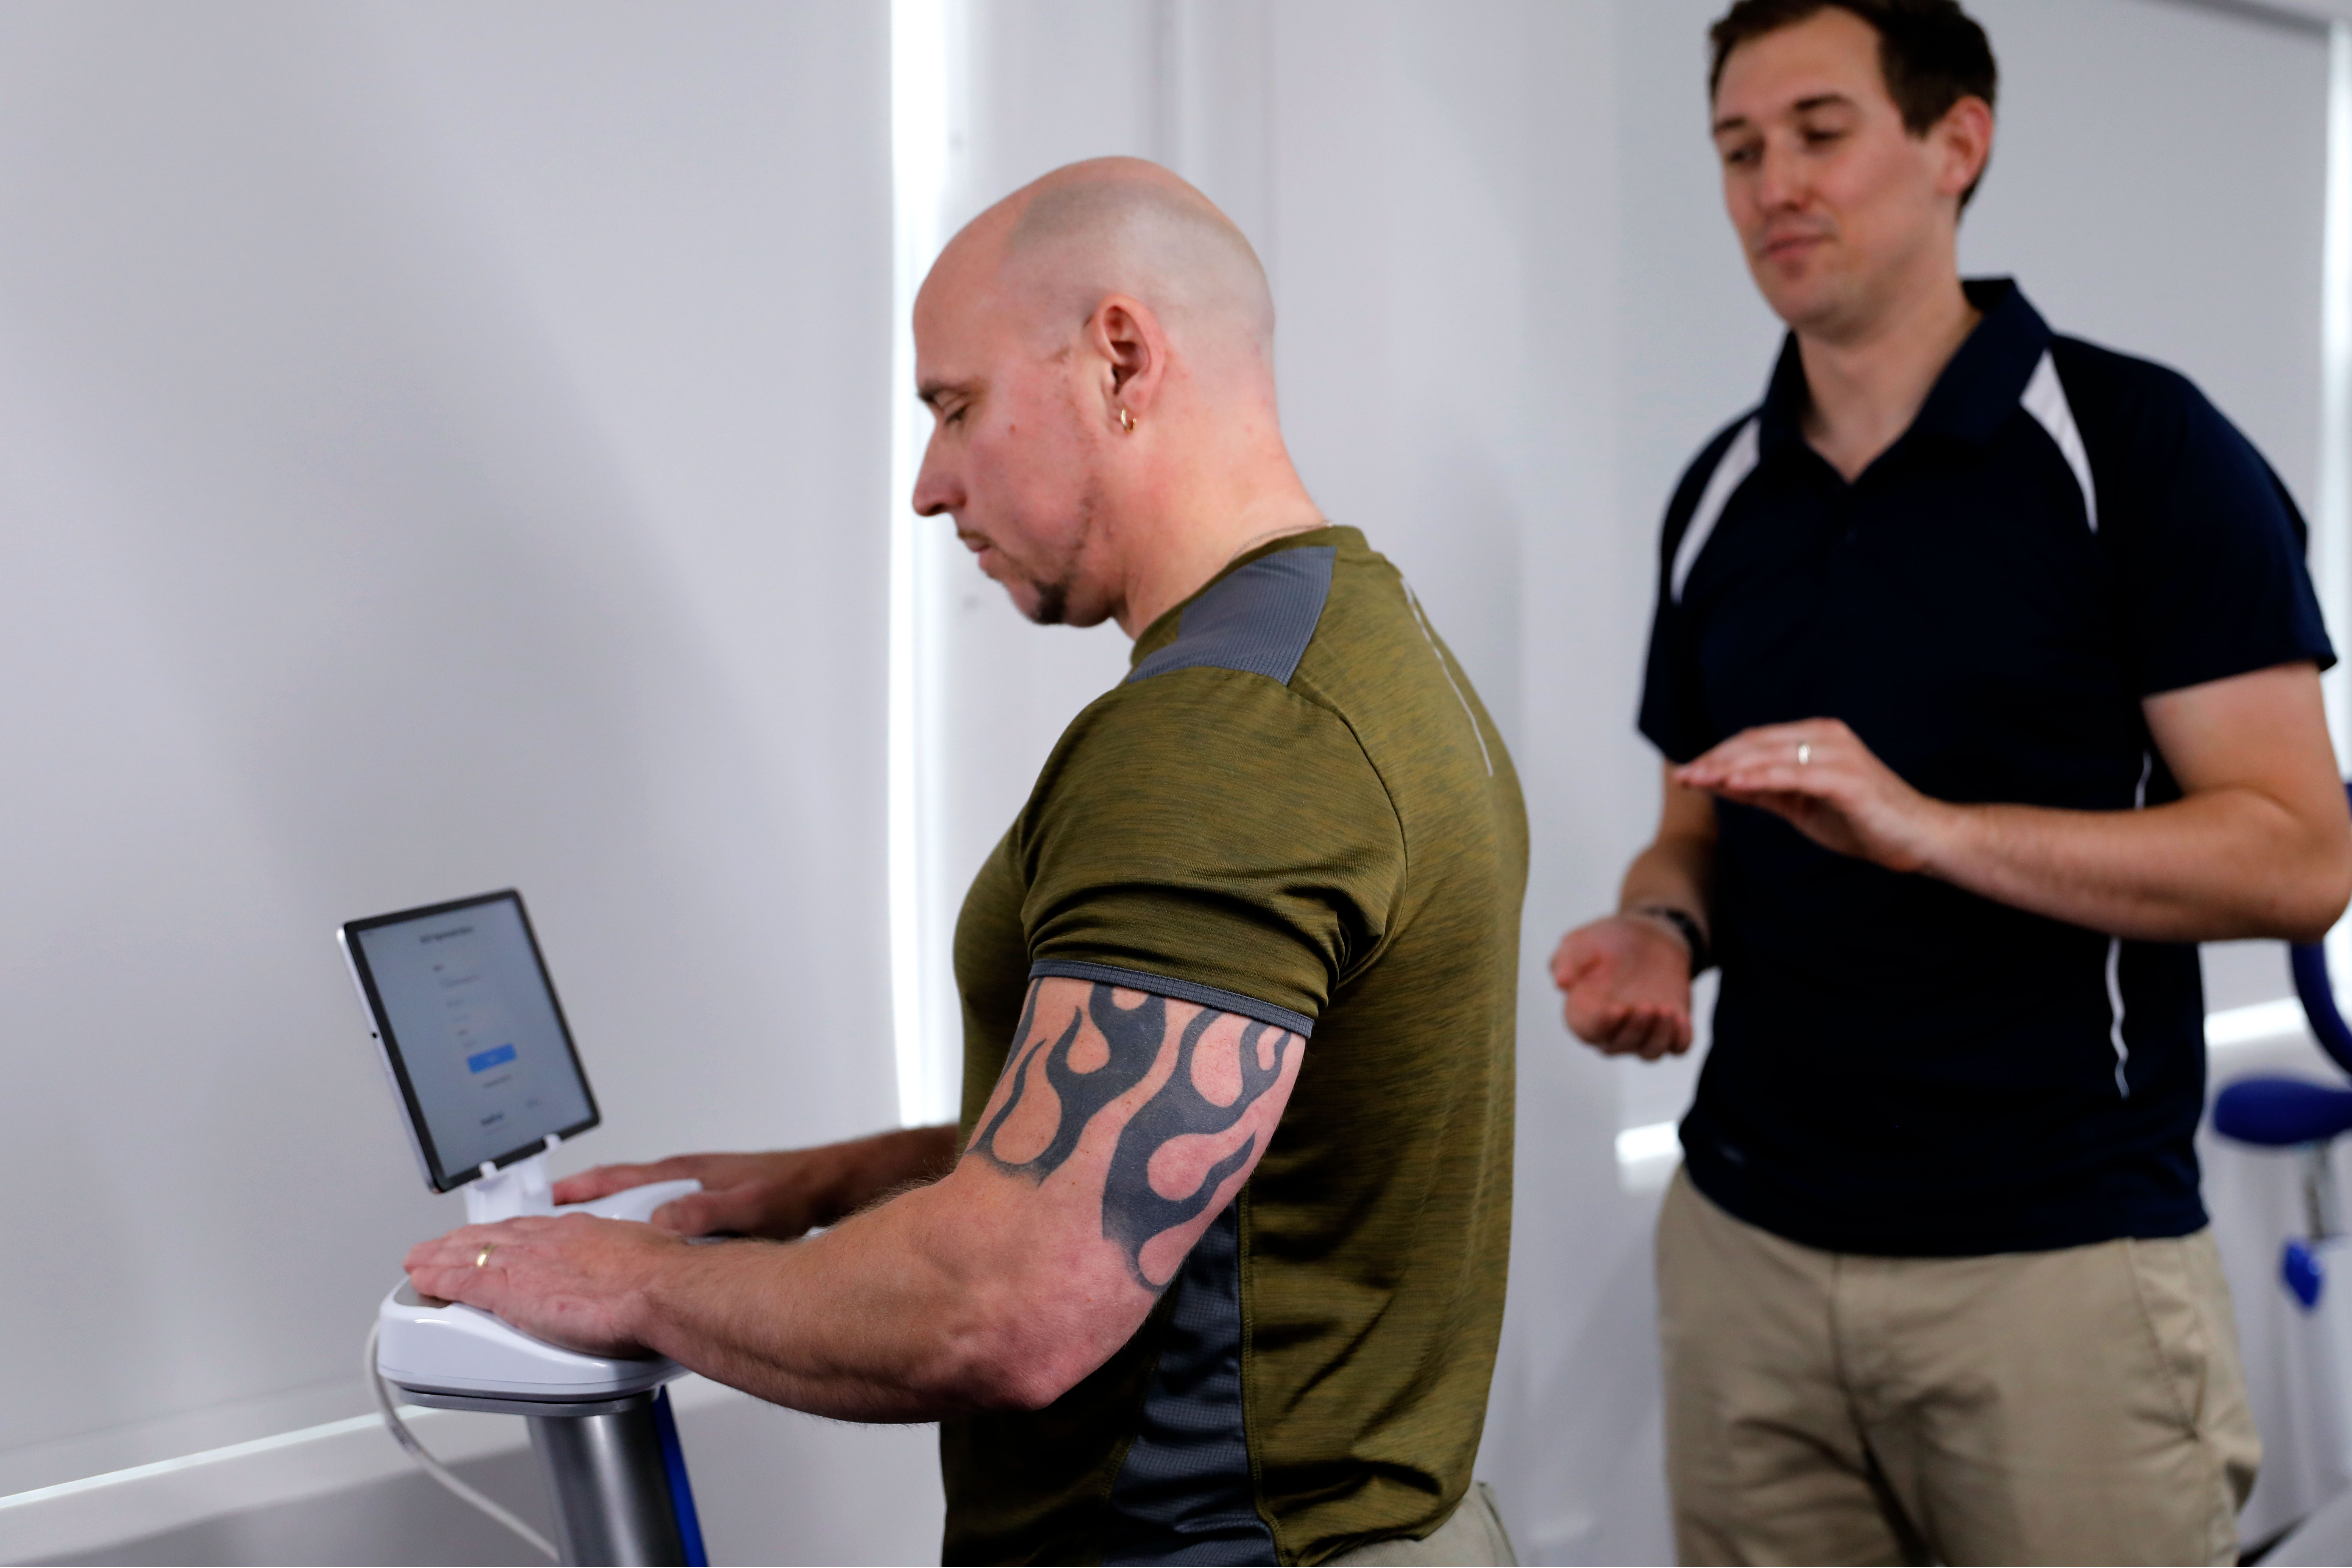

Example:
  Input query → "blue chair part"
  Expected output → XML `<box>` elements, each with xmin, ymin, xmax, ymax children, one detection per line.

<box><xmin>2295</xmin><ymin>941</ymin><xmax>2352</xmax><ymax>1078</ymax></box>
<box><xmin>2289</xmin><ymin>778</ymin><xmax>2352</xmax><ymax>1076</ymax></box>
<box><xmin>2286</xmin><ymin>1239</ymin><xmax>2328</xmax><ymax>1311</ymax></box>
<box><xmin>2214</xmin><ymin>1076</ymin><xmax>2352</xmax><ymax>1148</ymax></box>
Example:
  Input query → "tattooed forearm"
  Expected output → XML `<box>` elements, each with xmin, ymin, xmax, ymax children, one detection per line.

<box><xmin>971</xmin><ymin>981</ymin><xmax>1299</xmax><ymax>1290</ymax></box>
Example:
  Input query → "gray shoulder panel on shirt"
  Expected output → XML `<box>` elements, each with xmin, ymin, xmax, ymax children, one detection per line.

<box><xmin>1127</xmin><ymin>545</ymin><xmax>1336</xmax><ymax>687</ymax></box>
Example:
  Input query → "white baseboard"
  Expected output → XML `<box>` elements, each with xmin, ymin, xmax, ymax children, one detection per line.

<box><xmin>0</xmin><ymin>1375</ymin><xmax>740</xmax><ymax>1565</ymax></box>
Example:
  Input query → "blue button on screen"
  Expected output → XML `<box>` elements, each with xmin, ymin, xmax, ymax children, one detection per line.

<box><xmin>467</xmin><ymin>1042</ymin><xmax>518</xmax><ymax>1074</ymax></box>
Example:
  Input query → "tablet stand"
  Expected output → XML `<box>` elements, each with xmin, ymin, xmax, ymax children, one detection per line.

<box><xmin>466</xmin><ymin>1136</ymin><xmax>561</xmax><ymax>1224</ymax></box>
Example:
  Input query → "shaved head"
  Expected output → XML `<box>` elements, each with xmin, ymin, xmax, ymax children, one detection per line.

<box><xmin>922</xmin><ymin>156</ymin><xmax>1275</xmax><ymax>378</ymax></box>
<box><xmin>911</xmin><ymin>158</ymin><xmax>1318</xmax><ymax>639</ymax></box>
<box><xmin>997</xmin><ymin>159</ymin><xmax>1274</xmax><ymax>364</ymax></box>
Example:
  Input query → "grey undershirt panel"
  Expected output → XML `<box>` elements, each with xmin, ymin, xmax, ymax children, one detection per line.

<box><xmin>1102</xmin><ymin>1201</ymin><xmax>1276</xmax><ymax>1566</ymax></box>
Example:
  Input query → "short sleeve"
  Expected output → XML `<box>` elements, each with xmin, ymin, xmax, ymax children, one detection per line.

<box><xmin>1016</xmin><ymin>668</ymin><xmax>1406</xmax><ymax>1032</ymax></box>
<box><xmin>1637</xmin><ymin>421</ymin><xmax>1750</xmax><ymax>763</ymax></box>
<box><xmin>1638</xmin><ymin>589</ymin><xmax>1711</xmax><ymax>766</ymax></box>
<box><xmin>2090</xmin><ymin>356</ymin><xmax>2336</xmax><ymax>696</ymax></box>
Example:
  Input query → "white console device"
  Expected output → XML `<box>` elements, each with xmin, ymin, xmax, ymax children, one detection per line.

<box><xmin>342</xmin><ymin>891</ymin><xmax>700</xmax><ymax>1402</ymax></box>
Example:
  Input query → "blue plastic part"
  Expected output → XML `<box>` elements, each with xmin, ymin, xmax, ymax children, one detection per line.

<box><xmin>652</xmin><ymin>1386</ymin><xmax>709</xmax><ymax>1568</ymax></box>
<box><xmin>2214</xmin><ymin>1076</ymin><xmax>2352</xmax><ymax>1146</ymax></box>
<box><xmin>2288</xmin><ymin>779</ymin><xmax>2352</xmax><ymax>1077</ymax></box>
<box><xmin>2294</xmin><ymin>941</ymin><xmax>2352</xmax><ymax>1077</ymax></box>
<box><xmin>2287</xmin><ymin>1239</ymin><xmax>2327</xmax><ymax>1311</ymax></box>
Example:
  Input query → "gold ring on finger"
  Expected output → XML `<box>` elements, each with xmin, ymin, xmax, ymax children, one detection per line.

<box><xmin>475</xmin><ymin>1244</ymin><xmax>495</xmax><ymax>1268</ymax></box>
<box><xmin>1797</xmin><ymin>742</ymin><xmax>1812</xmax><ymax>766</ymax></box>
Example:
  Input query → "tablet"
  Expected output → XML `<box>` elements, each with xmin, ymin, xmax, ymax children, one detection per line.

<box><xmin>339</xmin><ymin>890</ymin><xmax>600</xmax><ymax>1193</ymax></box>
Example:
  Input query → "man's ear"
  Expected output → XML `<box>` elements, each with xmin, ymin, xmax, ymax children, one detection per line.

<box><xmin>1932</xmin><ymin>95</ymin><xmax>1994</xmax><ymax>204</ymax></box>
<box><xmin>1091</xmin><ymin>295</ymin><xmax>1168</xmax><ymax>430</ymax></box>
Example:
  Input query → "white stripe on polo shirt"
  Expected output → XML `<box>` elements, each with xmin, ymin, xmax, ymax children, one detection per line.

<box><xmin>2104</xmin><ymin>750</ymin><xmax>2155</xmax><ymax>1099</ymax></box>
<box><xmin>1671</xmin><ymin>416</ymin><xmax>1761</xmax><ymax>604</ymax></box>
<box><xmin>1674</xmin><ymin>354</ymin><xmax>2097</xmax><ymax>610</ymax></box>
<box><xmin>2024</xmin><ymin>348</ymin><xmax>2135</xmax><ymax>1095</ymax></box>
<box><xmin>2021</xmin><ymin>350</ymin><xmax>2099</xmax><ymax>532</ymax></box>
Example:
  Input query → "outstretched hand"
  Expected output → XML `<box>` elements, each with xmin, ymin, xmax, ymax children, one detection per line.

<box><xmin>553</xmin><ymin>1151</ymin><xmax>834</xmax><ymax>1240</ymax></box>
<box><xmin>1551</xmin><ymin>914</ymin><xmax>1694</xmax><ymax>1059</ymax></box>
<box><xmin>1675</xmin><ymin>718</ymin><xmax>1952</xmax><ymax>873</ymax></box>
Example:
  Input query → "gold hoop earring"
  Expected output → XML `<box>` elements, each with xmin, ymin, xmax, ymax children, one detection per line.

<box><xmin>1117</xmin><ymin>407</ymin><xmax>1136</xmax><ymax>434</ymax></box>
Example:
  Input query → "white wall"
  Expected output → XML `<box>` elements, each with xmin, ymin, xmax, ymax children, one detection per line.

<box><xmin>0</xmin><ymin>2</ymin><xmax>943</xmax><ymax>1560</ymax></box>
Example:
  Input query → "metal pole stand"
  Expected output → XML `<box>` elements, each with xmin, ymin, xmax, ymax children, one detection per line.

<box><xmin>401</xmin><ymin>1387</ymin><xmax>699</xmax><ymax>1566</ymax></box>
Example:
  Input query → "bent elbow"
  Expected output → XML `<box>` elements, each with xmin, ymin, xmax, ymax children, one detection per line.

<box><xmin>943</xmin><ymin>1354</ymin><xmax>1084</xmax><ymax>1416</ymax></box>
<box><xmin>973</xmin><ymin>1356</ymin><xmax>1084</xmax><ymax>1413</ymax></box>
<box><xmin>2275</xmin><ymin>836</ymin><xmax>2352</xmax><ymax>945</ymax></box>
<box><xmin>2293</xmin><ymin>866</ymin><xmax>2352</xmax><ymax>945</ymax></box>
<box><xmin>957</xmin><ymin>1322</ymin><xmax>1100</xmax><ymax>1412</ymax></box>
<box><xmin>2284</xmin><ymin>906</ymin><xmax>2347</xmax><ymax>947</ymax></box>
<box><xmin>928</xmin><ymin>1294</ymin><xmax>1103</xmax><ymax>1414</ymax></box>
<box><xmin>2280</xmin><ymin>914</ymin><xmax>2339</xmax><ymax>947</ymax></box>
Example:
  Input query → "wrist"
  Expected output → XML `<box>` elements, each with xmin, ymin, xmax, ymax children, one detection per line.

<box><xmin>621</xmin><ymin>1232</ymin><xmax>693</xmax><ymax>1350</ymax></box>
<box><xmin>1906</xmin><ymin>797</ymin><xmax>1974</xmax><ymax>880</ymax></box>
<box><xmin>1625</xmin><ymin>904</ymin><xmax>1711</xmax><ymax>976</ymax></box>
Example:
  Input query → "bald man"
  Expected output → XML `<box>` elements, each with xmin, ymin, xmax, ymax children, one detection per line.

<box><xmin>404</xmin><ymin>159</ymin><xmax>1526</xmax><ymax>1567</ymax></box>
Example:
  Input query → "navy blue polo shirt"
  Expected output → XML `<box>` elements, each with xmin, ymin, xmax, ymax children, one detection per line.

<box><xmin>1642</xmin><ymin>279</ymin><xmax>2335</xmax><ymax>1256</ymax></box>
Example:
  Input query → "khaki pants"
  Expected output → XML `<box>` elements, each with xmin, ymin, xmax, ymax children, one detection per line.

<box><xmin>1326</xmin><ymin>1482</ymin><xmax>1519</xmax><ymax>1566</ymax></box>
<box><xmin>1656</xmin><ymin>1170</ymin><xmax>2259</xmax><ymax>1566</ymax></box>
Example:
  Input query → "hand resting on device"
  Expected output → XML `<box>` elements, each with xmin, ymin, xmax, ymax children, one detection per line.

<box><xmin>552</xmin><ymin>1127</ymin><xmax>959</xmax><ymax>1240</ymax></box>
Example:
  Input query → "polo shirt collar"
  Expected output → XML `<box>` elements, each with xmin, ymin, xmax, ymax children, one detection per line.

<box><xmin>1755</xmin><ymin>278</ymin><xmax>2054</xmax><ymax>462</ymax></box>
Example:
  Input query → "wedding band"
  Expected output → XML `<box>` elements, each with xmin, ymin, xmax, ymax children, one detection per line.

<box><xmin>475</xmin><ymin>1244</ymin><xmax>495</xmax><ymax>1268</ymax></box>
<box><xmin>1797</xmin><ymin>742</ymin><xmax>1812</xmax><ymax>767</ymax></box>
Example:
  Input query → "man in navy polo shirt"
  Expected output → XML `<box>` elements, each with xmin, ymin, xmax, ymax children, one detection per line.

<box><xmin>1553</xmin><ymin>1</ymin><xmax>2352</xmax><ymax>1562</ymax></box>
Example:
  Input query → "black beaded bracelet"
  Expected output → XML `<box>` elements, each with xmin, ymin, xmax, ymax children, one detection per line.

<box><xmin>1631</xmin><ymin>904</ymin><xmax>1713</xmax><ymax>978</ymax></box>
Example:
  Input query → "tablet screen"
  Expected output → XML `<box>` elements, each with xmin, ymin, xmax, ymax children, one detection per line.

<box><xmin>342</xmin><ymin>891</ymin><xmax>599</xmax><ymax>1191</ymax></box>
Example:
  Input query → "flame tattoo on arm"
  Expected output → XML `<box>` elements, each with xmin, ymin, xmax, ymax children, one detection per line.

<box><xmin>971</xmin><ymin>982</ymin><xmax>1298</xmax><ymax>1290</ymax></box>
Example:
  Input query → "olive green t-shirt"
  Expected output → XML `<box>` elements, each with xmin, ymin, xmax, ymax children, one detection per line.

<box><xmin>942</xmin><ymin>527</ymin><xmax>1527</xmax><ymax>1566</ymax></box>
